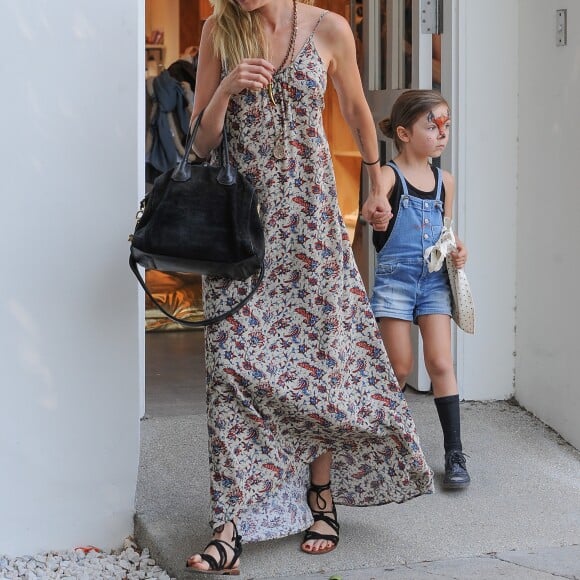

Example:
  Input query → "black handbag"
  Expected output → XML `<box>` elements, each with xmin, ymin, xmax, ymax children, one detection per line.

<box><xmin>129</xmin><ymin>109</ymin><xmax>265</xmax><ymax>327</ymax></box>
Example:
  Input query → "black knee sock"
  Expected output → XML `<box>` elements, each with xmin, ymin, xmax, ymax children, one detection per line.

<box><xmin>434</xmin><ymin>394</ymin><xmax>462</xmax><ymax>453</ymax></box>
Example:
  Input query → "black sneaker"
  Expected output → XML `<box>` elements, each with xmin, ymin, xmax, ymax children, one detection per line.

<box><xmin>443</xmin><ymin>449</ymin><xmax>470</xmax><ymax>489</ymax></box>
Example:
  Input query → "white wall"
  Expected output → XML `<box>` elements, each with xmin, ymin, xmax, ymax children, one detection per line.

<box><xmin>454</xmin><ymin>1</ymin><xmax>519</xmax><ymax>400</ymax></box>
<box><xmin>0</xmin><ymin>1</ymin><xmax>142</xmax><ymax>555</ymax></box>
<box><xmin>516</xmin><ymin>1</ymin><xmax>580</xmax><ymax>448</ymax></box>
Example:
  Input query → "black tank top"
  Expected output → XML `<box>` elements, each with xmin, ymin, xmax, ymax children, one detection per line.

<box><xmin>373</xmin><ymin>163</ymin><xmax>446</xmax><ymax>252</ymax></box>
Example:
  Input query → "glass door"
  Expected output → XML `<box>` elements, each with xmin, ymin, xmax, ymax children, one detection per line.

<box><xmin>356</xmin><ymin>0</ymin><xmax>443</xmax><ymax>392</ymax></box>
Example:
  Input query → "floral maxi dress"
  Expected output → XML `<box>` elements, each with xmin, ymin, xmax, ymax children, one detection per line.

<box><xmin>203</xmin><ymin>26</ymin><xmax>433</xmax><ymax>543</ymax></box>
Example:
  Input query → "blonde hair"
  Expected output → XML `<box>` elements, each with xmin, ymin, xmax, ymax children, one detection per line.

<box><xmin>210</xmin><ymin>0</ymin><xmax>315</xmax><ymax>70</ymax></box>
<box><xmin>378</xmin><ymin>89</ymin><xmax>449</xmax><ymax>152</ymax></box>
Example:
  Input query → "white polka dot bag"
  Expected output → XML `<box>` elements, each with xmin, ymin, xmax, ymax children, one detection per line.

<box><xmin>424</xmin><ymin>217</ymin><xmax>475</xmax><ymax>334</ymax></box>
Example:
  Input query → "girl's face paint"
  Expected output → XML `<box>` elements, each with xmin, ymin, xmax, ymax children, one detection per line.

<box><xmin>406</xmin><ymin>104</ymin><xmax>451</xmax><ymax>158</ymax></box>
<box><xmin>427</xmin><ymin>110</ymin><xmax>451</xmax><ymax>137</ymax></box>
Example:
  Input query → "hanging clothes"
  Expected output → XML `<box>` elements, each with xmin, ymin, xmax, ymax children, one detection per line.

<box><xmin>146</xmin><ymin>70</ymin><xmax>191</xmax><ymax>176</ymax></box>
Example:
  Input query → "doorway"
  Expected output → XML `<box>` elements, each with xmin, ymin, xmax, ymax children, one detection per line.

<box><xmin>359</xmin><ymin>0</ymin><xmax>449</xmax><ymax>392</ymax></box>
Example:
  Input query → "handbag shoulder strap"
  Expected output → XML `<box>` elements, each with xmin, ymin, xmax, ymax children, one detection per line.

<box><xmin>129</xmin><ymin>255</ymin><xmax>264</xmax><ymax>328</ymax></box>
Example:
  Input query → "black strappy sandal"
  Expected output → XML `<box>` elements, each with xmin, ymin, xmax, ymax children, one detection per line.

<box><xmin>301</xmin><ymin>481</ymin><xmax>340</xmax><ymax>555</ymax></box>
<box><xmin>186</xmin><ymin>521</ymin><xmax>242</xmax><ymax>575</ymax></box>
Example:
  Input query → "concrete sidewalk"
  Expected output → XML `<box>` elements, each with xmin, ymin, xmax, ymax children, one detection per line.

<box><xmin>135</xmin><ymin>391</ymin><xmax>580</xmax><ymax>579</ymax></box>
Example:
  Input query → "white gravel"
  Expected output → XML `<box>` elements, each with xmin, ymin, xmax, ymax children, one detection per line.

<box><xmin>0</xmin><ymin>538</ymin><xmax>175</xmax><ymax>580</ymax></box>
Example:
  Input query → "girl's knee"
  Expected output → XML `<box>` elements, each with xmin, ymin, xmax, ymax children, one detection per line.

<box><xmin>425</xmin><ymin>356</ymin><xmax>453</xmax><ymax>379</ymax></box>
<box><xmin>391</xmin><ymin>361</ymin><xmax>413</xmax><ymax>386</ymax></box>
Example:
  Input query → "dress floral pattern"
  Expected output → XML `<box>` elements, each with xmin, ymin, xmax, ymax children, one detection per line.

<box><xmin>203</xmin><ymin>26</ymin><xmax>433</xmax><ymax>543</ymax></box>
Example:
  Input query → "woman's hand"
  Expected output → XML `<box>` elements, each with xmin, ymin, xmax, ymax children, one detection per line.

<box><xmin>220</xmin><ymin>58</ymin><xmax>275</xmax><ymax>96</ymax></box>
<box><xmin>451</xmin><ymin>238</ymin><xmax>468</xmax><ymax>268</ymax></box>
<box><xmin>361</xmin><ymin>195</ymin><xmax>393</xmax><ymax>231</ymax></box>
<box><xmin>361</xmin><ymin>169</ymin><xmax>393</xmax><ymax>231</ymax></box>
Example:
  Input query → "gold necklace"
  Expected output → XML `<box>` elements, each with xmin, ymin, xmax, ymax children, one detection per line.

<box><xmin>270</xmin><ymin>0</ymin><xmax>298</xmax><ymax>160</ymax></box>
<box><xmin>268</xmin><ymin>0</ymin><xmax>298</xmax><ymax>107</ymax></box>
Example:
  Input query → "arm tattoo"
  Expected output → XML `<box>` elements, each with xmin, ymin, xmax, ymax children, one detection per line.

<box><xmin>355</xmin><ymin>128</ymin><xmax>367</xmax><ymax>157</ymax></box>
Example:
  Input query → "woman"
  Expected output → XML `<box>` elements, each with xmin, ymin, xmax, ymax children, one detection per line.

<box><xmin>187</xmin><ymin>0</ymin><xmax>433</xmax><ymax>574</ymax></box>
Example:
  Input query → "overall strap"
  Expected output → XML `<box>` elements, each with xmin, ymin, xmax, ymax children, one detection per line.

<box><xmin>386</xmin><ymin>161</ymin><xmax>410</xmax><ymax>198</ymax></box>
<box><xmin>434</xmin><ymin>167</ymin><xmax>444</xmax><ymax>202</ymax></box>
<box><xmin>388</xmin><ymin>161</ymin><xmax>443</xmax><ymax>206</ymax></box>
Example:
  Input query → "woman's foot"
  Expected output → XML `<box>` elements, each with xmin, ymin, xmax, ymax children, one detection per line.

<box><xmin>301</xmin><ymin>482</ymin><xmax>340</xmax><ymax>555</ymax></box>
<box><xmin>186</xmin><ymin>521</ymin><xmax>242</xmax><ymax>575</ymax></box>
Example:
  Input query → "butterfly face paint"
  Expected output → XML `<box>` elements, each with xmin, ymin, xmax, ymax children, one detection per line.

<box><xmin>427</xmin><ymin>109</ymin><xmax>450</xmax><ymax>137</ymax></box>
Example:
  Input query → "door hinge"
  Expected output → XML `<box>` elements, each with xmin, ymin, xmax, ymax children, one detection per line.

<box><xmin>421</xmin><ymin>0</ymin><xmax>443</xmax><ymax>35</ymax></box>
<box><xmin>556</xmin><ymin>9</ymin><xmax>567</xmax><ymax>46</ymax></box>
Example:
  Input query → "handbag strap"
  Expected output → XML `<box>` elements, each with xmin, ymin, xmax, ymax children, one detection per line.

<box><xmin>129</xmin><ymin>254</ymin><xmax>265</xmax><ymax>328</ymax></box>
<box><xmin>172</xmin><ymin>108</ymin><xmax>236</xmax><ymax>186</ymax></box>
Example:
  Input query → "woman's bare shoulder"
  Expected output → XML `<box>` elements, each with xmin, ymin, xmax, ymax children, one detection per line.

<box><xmin>313</xmin><ymin>7</ymin><xmax>351</xmax><ymax>36</ymax></box>
<box><xmin>201</xmin><ymin>14</ymin><xmax>216</xmax><ymax>32</ymax></box>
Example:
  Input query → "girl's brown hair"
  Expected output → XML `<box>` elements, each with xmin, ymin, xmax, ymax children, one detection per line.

<box><xmin>210</xmin><ymin>0</ymin><xmax>315</xmax><ymax>71</ymax></box>
<box><xmin>378</xmin><ymin>89</ymin><xmax>449</xmax><ymax>152</ymax></box>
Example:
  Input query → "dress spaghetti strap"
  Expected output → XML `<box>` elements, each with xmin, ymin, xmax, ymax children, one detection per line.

<box><xmin>310</xmin><ymin>10</ymin><xmax>328</xmax><ymax>39</ymax></box>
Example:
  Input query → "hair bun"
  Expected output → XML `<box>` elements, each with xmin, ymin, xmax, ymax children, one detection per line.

<box><xmin>378</xmin><ymin>118</ymin><xmax>394</xmax><ymax>139</ymax></box>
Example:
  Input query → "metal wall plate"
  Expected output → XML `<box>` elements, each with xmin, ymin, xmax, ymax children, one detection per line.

<box><xmin>556</xmin><ymin>9</ymin><xmax>567</xmax><ymax>46</ymax></box>
<box><xmin>421</xmin><ymin>0</ymin><xmax>443</xmax><ymax>35</ymax></box>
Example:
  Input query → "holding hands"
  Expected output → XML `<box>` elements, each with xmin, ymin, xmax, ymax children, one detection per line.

<box><xmin>361</xmin><ymin>174</ymin><xmax>393</xmax><ymax>232</ymax></box>
<box><xmin>362</xmin><ymin>197</ymin><xmax>393</xmax><ymax>231</ymax></box>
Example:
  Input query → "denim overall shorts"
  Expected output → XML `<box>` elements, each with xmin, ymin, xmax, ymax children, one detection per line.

<box><xmin>370</xmin><ymin>162</ymin><xmax>452</xmax><ymax>323</ymax></box>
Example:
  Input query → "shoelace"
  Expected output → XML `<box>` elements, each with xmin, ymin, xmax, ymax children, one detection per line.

<box><xmin>447</xmin><ymin>449</ymin><xmax>469</xmax><ymax>468</ymax></box>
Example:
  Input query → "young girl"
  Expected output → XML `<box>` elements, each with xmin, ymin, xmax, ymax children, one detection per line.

<box><xmin>369</xmin><ymin>89</ymin><xmax>470</xmax><ymax>489</ymax></box>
